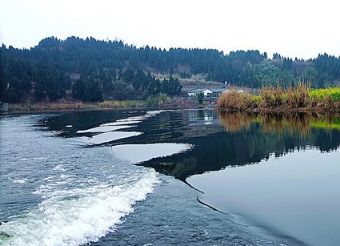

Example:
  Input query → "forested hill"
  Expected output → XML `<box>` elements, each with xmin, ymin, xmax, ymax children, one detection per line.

<box><xmin>1</xmin><ymin>36</ymin><xmax>340</xmax><ymax>103</ymax></box>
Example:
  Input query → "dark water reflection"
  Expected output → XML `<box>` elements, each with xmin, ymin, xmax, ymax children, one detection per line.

<box><xmin>136</xmin><ymin>111</ymin><xmax>340</xmax><ymax>246</ymax></box>
<box><xmin>188</xmin><ymin>113</ymin><xmax>340</xmax><ymax>246</ymax></box>
<box><xmin>42</xmin><ymin>110</ymin><xmax>340</xmax><ymax>181</ymax></box>
<box><xmin>40</xmin><ymin>109</ymin><xmax>340</xmax><ymax>246</ymax></box>
<box><xmin>141</xmin><ymin>112</ymin><xmax>340</xmax><ymax>180</ymax></box>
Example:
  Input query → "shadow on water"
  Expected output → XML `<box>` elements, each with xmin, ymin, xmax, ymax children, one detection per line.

<box><xmin>41</xmin><ymin>109</ymin><xmax>340</xmax><ymax>181</ymax></box>
<box><xmin>38</xmin><ymin>109</ymin><xmax>147</xmax><ymax>138</ymax></box>
<box><xmin>186</xmin><ymin>112</ymin><xmax>340</xmax><ymax>246</ymax></box>
<box><xmin>139</xmin><ymin>111</ymin><xmax>340</xmax><ymax>181</ymax></box>
<box><xmin>134</xmin><ymin>111</ymin><xmax>340</xmax><ymax>246</ymax></box>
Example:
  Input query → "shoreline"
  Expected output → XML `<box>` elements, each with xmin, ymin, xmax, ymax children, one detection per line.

<box><xmin>5</xmin><ymin>102</ymin><xmax>340</xmax><ymax>115</ymax></box>
<box><xmin>218</xmin><ymin>107</ymin><xmax>340</xmax><ymax>114</ymax></box>
<box><xmin>0</xmin><ymin>99</ymin><xmax>204</xmax><ymax>115</ymax></box>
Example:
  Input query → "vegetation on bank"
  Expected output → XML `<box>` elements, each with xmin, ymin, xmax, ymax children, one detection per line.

<box><xmin>5</xmin><ymin>100</ymin><xmax>144</xmax><ymax>113</ymax></box>
<box><xmin>3</xmin><ymin>95</ymin><xmax>199</xmax><ymax>113</ymax></box>
<box><xmin>2</xmin><ymin>36</ymin><xmax>340</xmax><ymax>104</ymax></box>
<box><xmin>217</xmin><ymin>85</ymin><xmax>340</xmax><ymax>112</ymax></box>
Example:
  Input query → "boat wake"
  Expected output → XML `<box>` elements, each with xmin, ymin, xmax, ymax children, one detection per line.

<box><xmin>0</xmin><ymin>170</ymin><xmax>158</xmax><ymax>246</ymax></box>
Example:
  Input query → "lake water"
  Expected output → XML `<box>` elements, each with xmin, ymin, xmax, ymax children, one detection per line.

<box><xmin>0</xmin><ymin>109</ymin><xmax>339</xmax><ymax>246</ymax></box>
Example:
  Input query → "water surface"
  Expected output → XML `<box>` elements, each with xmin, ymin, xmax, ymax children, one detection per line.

<box><xmin>1</xmin><ymin>110</ymin><xmax>339</xmax><ymax>246</ymax></box>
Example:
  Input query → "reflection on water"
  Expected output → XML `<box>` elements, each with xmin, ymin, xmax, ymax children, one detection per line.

<box><xmin>219</xmin><ymin>112</ymin><xmax>340</xmax><ymax>135</ymax></box>
<box><xmin>141</xmin><ymin>112</ymin><xmax>340</xmax><ymax>180</ymax></box>
<box><xmin>188</xmin><ymin>149</ymin><xmax>340</xmax><ymax>246</ymax></box>
<box><xmin>42</xmin><ymin>110</ymin><xmax>340</xmax><ymax>181</ymax></box>
<box><xmin>33</xmin><ymin>109</ymin><xmax>340</xmax><ymax>246</ymax></box>
<box><xmin>138</xmin><ymin>111</ymin><xmax>340</xmax><ymax>246</ymax></box>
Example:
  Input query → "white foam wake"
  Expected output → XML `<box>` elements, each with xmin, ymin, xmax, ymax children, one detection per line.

<box><xmin>77</xmin><ymin>110</ymin><xmax>169</xmax><ymax>134</ymax></box>
<box><xmin>77</xmin><ymin>110</ymin><xmax>169</xmax><ymax>145</ymax></box>
<box><xmin>0</xmin><ymin>170</ymin><xmax>159</xmax><ymax>246</ymax></box>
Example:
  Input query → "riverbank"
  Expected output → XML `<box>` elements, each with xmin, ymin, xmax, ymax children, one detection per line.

<box><xmin>3</xmin><ymin>100</ymin><xmax>144</xmax><ymax>114</ymax></box>
<box><xmin>217</xmin><ymin>85</ymin><xmax>340</xmax><ymax>113</ymax></box>
<box><xmin>1</xmin><ymin>97</ymin><xmax>200</xmax><ymax>114</ymax></box>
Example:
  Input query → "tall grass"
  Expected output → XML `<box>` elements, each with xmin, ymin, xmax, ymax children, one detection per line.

<box><xmin>217</xmin><ymin>89</ymin><xmax>253</xmax><ymax>111</ymax></box>
<box><xmin>218</xmin><ymin>85</ymin><xmax>340</xmax><ymax>112</ymax></box>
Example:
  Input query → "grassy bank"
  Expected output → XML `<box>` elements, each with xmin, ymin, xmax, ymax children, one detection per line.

<box><xmin>5</xmin><ymin>100</ymin><xmax>145</xmax><ymax>113</ymax></box>
<box><xmin>217</xmin><ymin>85</ymin><xmax>340</xmax><ymax>112</ymax></box>
<box><xmin>4</xmin><ymin>96</ymin><xmax>198</xmax><ymax>114</ymax></box>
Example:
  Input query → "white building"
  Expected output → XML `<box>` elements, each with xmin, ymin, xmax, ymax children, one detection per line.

<box><xmin>187</xmin><ymin>89</ymin><xmax>213</xmax><ymax>97</ymax></box>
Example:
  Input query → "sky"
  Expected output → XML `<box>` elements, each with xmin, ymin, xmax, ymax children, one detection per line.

<box><xmin>1</xmin><ymin>0</ymin><xmax>340</xmax><ymax>59</ymax></box>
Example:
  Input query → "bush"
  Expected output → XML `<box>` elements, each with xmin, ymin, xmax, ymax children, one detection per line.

<box><xmin>310</xmin><ymin>87</ymin><xmax>340</xmax><ymax>101</ymax></box>
<box><xmin>217</xmin><ymin>90</ymin><xmax>252</xmax><ymax>111</ymax></box>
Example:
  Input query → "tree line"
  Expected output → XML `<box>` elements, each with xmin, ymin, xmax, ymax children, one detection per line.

<box><xmin>1</xmin><ymin>36</ymin><xmax>340</xmax><ymax>103</ymax></box>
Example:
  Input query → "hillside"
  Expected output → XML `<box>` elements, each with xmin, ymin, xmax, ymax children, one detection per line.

<box><xmin>1</xmin><ymin>36</ymin><xmax>340</xmax><ymax>103</ymax></box>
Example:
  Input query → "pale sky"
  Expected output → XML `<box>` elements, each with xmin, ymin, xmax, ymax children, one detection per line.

<box><xmin>1</xmin><ymin>0</ymin><xmax>340</xmax><ymax>59</ymax></box>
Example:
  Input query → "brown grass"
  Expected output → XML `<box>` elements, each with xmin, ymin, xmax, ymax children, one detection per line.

<box><xmin>217</xmin><ymin>89</ymin><xmax>253</xmax><ymax>111</ymax></box>
<box><xmin>218</xmin><ymin>85</ymin><xmax>340</xmax><ymax>113</ymax></box>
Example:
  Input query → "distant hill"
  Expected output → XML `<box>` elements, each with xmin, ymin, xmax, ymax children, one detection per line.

<box><xmin>1</xmin><ymin>36</ymin><xmax>340</xmax><ymax>103</ymax></box>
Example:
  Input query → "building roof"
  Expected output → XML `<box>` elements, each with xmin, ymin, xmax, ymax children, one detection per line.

<box><xmin>187</xmin><ymin>88</ymin><xmax>213</xmax><ymax>93</ymax></box>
